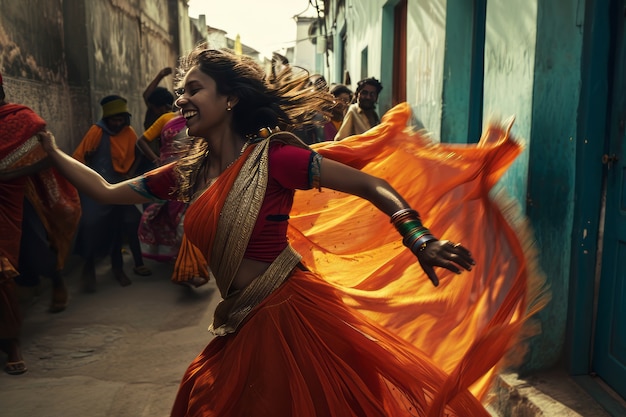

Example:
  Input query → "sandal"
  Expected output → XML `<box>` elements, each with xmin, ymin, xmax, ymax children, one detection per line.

<box><xmin>133</xmin><ymin>265</ymin><xmax>152</xmax><ymax>276</ymax></box>
<box><xmin>4</xmin><ymin>360</ymin><xmax>27</xmax><ymax>375</ymax></box>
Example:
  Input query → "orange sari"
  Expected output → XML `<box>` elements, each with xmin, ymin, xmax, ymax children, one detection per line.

<box><xmin>170</xmin><ymin>103</ymin><xmax>547</xmax><ymax>417</ymax></box>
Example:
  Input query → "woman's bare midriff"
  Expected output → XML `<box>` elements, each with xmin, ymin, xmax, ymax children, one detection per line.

<box><xmin>229</xmin><ymin>257</ymin><xmax>272</xmax><ymax>291</ymax></box>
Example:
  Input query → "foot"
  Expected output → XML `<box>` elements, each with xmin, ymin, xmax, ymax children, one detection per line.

<box><xmin>0</xmin><ymin>339</ymin><xmax>27</xmax><ymax>375</ymax></box>
<box><xmin>112</xmin><ymin>268</ymin><xmax>132</xmax><ymax>287</ymax></box>
<box><xmin>49</xmin><ymin>282</ymin><xmax>68</xmax><ymax>313</ymax></box>
<box><xmin>81</xmin><ymin>260</ymin><xmax>97</xmax><ymax>293</ymax></box>
<box><xmin>133</xmin><ymin>265</ymin><xmax>152</xmax><ymax>276</ymax></box>
<box><xmin>4</xmin><ymin>360</ymin><xmax>27</xmax><ymax>375</ymax></box>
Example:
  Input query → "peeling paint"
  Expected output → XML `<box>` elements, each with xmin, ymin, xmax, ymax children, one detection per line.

<box><xmin>0</xmin><ymin>25</ymin><xmax>46</xmax><ymax>82</ymax></box>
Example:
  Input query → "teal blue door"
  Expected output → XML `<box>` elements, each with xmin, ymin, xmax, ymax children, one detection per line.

<box><xmin>593</xmin><ymin>0</ymin><xmax>626</xmax><ymax>399</ymax></box>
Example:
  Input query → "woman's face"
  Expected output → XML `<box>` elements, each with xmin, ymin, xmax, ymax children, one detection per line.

<box><xmin>175</xmin><ymin>66</ymin><xmax>230</xmax><ymax>138</ymax></box>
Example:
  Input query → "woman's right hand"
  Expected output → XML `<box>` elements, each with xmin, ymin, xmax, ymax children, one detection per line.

<box><xmin>37</xmin><ymin>130</ymin><xmax>58</xmax><ymax>153</ymax></box>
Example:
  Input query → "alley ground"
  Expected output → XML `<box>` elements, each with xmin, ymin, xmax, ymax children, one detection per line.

<box><xmin>0</xmin><ymin>253</ymin><xmax>219</xmax><ymax>417</ymax></box>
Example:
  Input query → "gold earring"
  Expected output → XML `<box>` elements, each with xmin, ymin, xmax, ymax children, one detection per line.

<box><xmin>226</xmin><ymin>102</ymin><xmax>232</xmax><ymax>111</ymax></box>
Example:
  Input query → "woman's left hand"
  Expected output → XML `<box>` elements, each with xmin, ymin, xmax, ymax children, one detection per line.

<box><xmin>414</xmin><ymin>240</ymin><xmax>475</xmax><ymax>287</ymax></box>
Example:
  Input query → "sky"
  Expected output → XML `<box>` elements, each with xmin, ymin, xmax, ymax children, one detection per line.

<box><xmin>187</xmin><ymin>0</ymin><xmax>317</xmax><ymax>58</ymax></box>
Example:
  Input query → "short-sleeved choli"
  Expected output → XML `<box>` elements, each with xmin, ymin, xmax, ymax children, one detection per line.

<box><xmin>128</xmin><ymin>141</ymin><xmax>321</xmax><ymax>262</ymax></box>
<box><xmin>245</xmin><ymin>142</ymin><xmax>319</xmax><ymax>261</ymax></box>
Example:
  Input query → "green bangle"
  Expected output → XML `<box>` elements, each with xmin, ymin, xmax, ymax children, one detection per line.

<box><xmin>396</xmin><ymin>219</ymin><xmax>423</xmax><ymax>235</ymax></box>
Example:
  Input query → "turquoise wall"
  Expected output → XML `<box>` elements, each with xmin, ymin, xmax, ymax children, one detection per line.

<box><xmin>441</xmin><ymin>0</ymin><xmax>484</xmax><ymax>144</ymax></box>
<box><xmin>522</xmin><ymin>0</ymin><xmax>583</xmax><ymax>372</ymax></box>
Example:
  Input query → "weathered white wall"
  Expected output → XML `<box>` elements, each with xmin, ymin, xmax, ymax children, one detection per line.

<box><xmin>293</xmin><ymin>16</ymin><xmax>318</xmax><ymax>73</ymax></box>
<box><xmin>343</xmin><ymin>0</ymin><xmax>384</xmax><ymax>83</ymax></box>
<box><xmin>406</xmin><ymin>0</ymin><xmax>447</xmax><ymax>136</ymax></box>
<box><xmin>483</xmin><ymin>0</ymin><xmax>537</xmax><ymax>203</ymax></box>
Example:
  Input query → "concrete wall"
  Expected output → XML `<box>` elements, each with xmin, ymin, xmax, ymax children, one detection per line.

<box><xmin>0</xmin><ymin>0</ymin><xmax>187</xmax><ymax>152</ymax></box>
<box><xmin>0</xmin><ymin>0</ymin><xmax>82</xmax><ymax>145</ymax></box>
<box><xmin>83</xmin><ymin>0</ymin><xmax>179</xmax><ymax>141</ymax></box>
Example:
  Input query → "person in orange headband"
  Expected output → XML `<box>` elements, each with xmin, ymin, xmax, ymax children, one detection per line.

<box><xmin>72</xmin><ymin>95</ymin><xmax>151</xmax><ymax>293</ymax></box>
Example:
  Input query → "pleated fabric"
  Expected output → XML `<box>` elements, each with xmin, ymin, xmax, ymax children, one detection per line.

<box><xmin>171</xmin><ymin>103</ymin><xmax>549</xmax><ymax>416</ymax></box>
<box><xmin>172</xmin><ymin>270</ymin><xmax>492</xmax><ymax>417</ymax></box>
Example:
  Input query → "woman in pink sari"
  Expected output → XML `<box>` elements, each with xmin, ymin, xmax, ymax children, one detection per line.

<box><xmin>39</xmin><ymin>46</ymin><xmax>546</xmax><ymax>416</ymax></box>
<box><xmin>138</xmin><ymin>115</ymin><xmax>190</xmax><ymax>263</ymax></box>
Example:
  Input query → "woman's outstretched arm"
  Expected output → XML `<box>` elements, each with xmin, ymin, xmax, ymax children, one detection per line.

<box><xmin>38</xmin><ymin>130</ymin><xmax>150</xmax><ymax>205</ymax></box>
<box><xmin>319</xmin><ymin>157</ymin><xmax>475</xmax><ymax>286</ymax></box>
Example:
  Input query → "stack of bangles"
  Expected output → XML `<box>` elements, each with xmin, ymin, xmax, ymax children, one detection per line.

<box><xmin>390</xmin><ymin>208</ymin><xmax>437</xmax><ymax>252</ymax></box>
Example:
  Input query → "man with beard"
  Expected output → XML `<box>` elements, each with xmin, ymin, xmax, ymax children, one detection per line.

<box><xmin>72</xmin><ymin>95</ymin><xmax>150</xmax><ymax>292</ymax></box>
<box><xmin>334</xmin><ymin>77</ymin><xmax>383</xmax><ymax>141</ymax></box>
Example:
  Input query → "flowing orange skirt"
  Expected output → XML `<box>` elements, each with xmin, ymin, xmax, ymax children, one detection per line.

<box><xmin>171</xmin><ymin>269</ymin><xmax>491</xmax><ymax>417</ymax></box>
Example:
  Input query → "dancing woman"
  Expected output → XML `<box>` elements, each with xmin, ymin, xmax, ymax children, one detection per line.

<box><xmin>39</xmin><ymin>46</ymin><xmax>544</xmax><ymax>416</ymax></box>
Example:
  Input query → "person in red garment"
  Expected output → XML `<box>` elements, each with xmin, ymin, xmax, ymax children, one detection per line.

<box><xmin>0</xmin><ymin>72</ymin><xmax>80</xmax><ymax>375</ymax></box>
<box><xmin>39</xmin><ymin>46</ymin><xmax>547</xmax><ymax>416</ymax></box>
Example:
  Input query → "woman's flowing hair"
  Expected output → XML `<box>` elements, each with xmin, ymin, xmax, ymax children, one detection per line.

<box><xmin>174</xmin><ymin>44</ymin><xmax>336</xmax><ymax>201</ymax></box>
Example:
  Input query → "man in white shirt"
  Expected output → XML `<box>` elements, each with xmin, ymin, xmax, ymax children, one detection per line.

<box><xmin>334</xmin><ymin>77</ymin><xmax>383</xmax><ymax>141</ymax></box>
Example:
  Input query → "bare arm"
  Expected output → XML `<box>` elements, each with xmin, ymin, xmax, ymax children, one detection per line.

<box><xmin>38</xmin><ymin>131</ymin><xmax>150</xmax><ymax>205</ymax></box>
<box><xmin>143</xmin><ymin>67</ymin><xmax>173</xmax><ymax>104</ymax></box>
<box><xmin>319</xmin><ymin>158</ymin><xmax>475</xmax><ymax>286</ymax></box>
